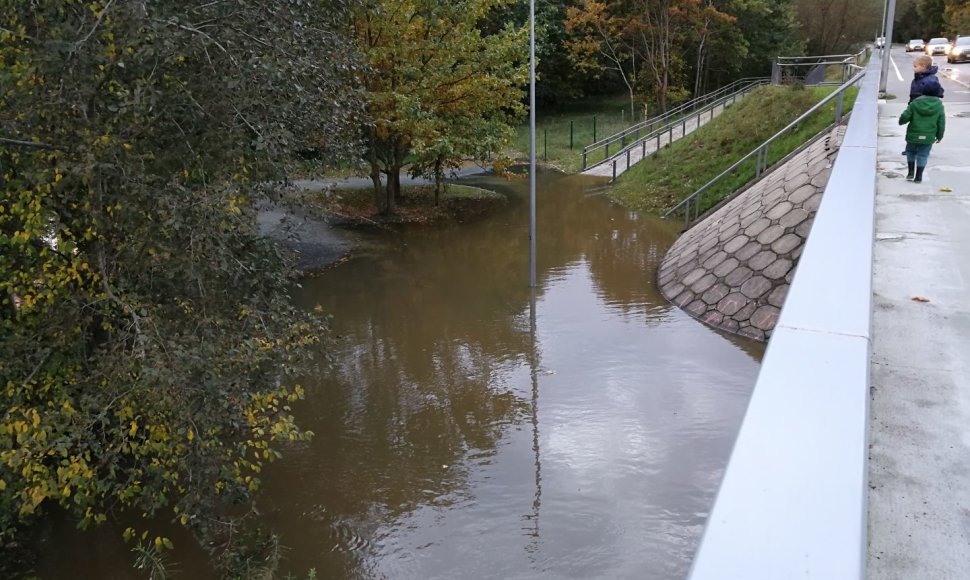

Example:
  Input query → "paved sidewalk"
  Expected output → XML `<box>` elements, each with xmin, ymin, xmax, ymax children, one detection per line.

<box><xmin>868</xmin><ymin>99</ymin><xmax>970</xmax><ymax>579</ymax></box>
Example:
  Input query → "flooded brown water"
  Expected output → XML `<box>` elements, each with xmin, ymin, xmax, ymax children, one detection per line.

<box><xmin>37</xmin><ymin>170</ymin><xmax>762</xmax><ymax>579</ymax></box>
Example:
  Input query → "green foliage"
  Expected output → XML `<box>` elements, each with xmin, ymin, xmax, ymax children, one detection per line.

<box><xmin>0</xmin><ymin>0</ymin><xmax>361</xmax><ymax>575</ymax></box>
<box><xmin>609</xmin><ymin>85</ymin><xmax>857</xmax><ymax>214</ymax></box>
<box><xmin>793</xmin><ymin>0</ymin><xmax>883</xmax><ymax>54</ymax></box>
<box><xmin>353</xmin><ymin>0</ymin><xmax>528</xmax><ymax>213</ymax></box>
<box><xmin>918</xmin><ymin>0</ymin><xmax>947</xmax><ymax>35</ymax></box>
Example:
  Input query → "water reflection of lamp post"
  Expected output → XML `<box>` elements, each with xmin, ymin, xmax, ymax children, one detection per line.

<box><xmin>529</xmin><ymin>0</ymin><xmax>537</xmax><ymax>288</ymax></box>
<box><xmin>523</xmin><ymin>288</ymin><xmax>542</xmax><ymax>555</ymax></box>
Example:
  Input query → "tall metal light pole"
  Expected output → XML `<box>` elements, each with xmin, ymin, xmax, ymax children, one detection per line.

<box><xmin>879</xmin><ymin>0</ymin><xmax>898</xmax><ymax>94</ymax></box>
<box><xmin>529</xmin><ymin>0</ymin><xmax>537</xmax><ymax>288</ymax></box>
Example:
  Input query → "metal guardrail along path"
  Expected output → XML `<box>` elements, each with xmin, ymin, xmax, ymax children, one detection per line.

<box><xmin>581</xmin><ymin>78</ymin><xmax>770</xmax><ymax>176</ymax></box>
<box><xmin>663</xmin><ymin>66</ymin><xmax>866</xmax><ymax>229</ymax></box>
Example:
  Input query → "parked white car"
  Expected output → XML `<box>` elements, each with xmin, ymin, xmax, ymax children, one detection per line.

<box><xmin>926</xmin><ymin>37</ymin><xmax>951</xmax><ymax>55</ymax></box>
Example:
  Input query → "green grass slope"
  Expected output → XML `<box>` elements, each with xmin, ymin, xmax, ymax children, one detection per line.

<box><xmin>609</xmin><ymin>85</ymin><xmax>857</xmax><ymax>215</ymax></box>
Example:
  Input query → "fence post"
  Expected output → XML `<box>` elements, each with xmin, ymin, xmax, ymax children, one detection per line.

<box><xmin>626</xmin><ymin>149</ymin><xmax>631</xmax><ymax>169</ymax></box>
<box><xmin>605</xmin><ymin>142</ymin><xmax>610</xmax><ymax>159</ymax></box>
<box><xmin>642</xmin><ymin>139</ymin><xmax>646</xmax><ymax>158</ymax></box>
<box><xmin>612</xmin><ymin>159</ymin><xmax>617</xmax><ymax>181</ymax></box>
<box><xmin>544</xmin><ymin>129</ymin><xmax>547</xmax><ymax>161</ymax></box>
<box><xmin>570</xmin><ymin>121</ymin><xmax>574</xmax><ymax>150</ymax></box>
<box><xmin>835</xmin><ymin>91</ymin><xmax>845</xmax><ymax>124</ymax></box>
<box><xmin>582</xmin><ymin>150</ymin><xmax>587</xmax><ymax>170</ymax></box>
<box><xmin>593</xmin><ymin>116</ymin><xmax>597</xmax><ymax>143</ymax></box>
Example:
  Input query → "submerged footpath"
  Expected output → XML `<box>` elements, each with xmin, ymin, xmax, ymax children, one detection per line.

<box><xmin>258</xmin><ymin>166</ymin><xmax>501</xmax><ymax>273</ymax></box>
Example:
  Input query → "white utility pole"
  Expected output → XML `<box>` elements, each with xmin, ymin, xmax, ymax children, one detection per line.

<box><xmin>879</xmin><ymin>0</ymin><xmax>898</xmax><ymax>94</ymax></box>
<box><xmin>528</xmin><ymin>0</ymin><xmax>537</xmax><ymax>287</ymax></box>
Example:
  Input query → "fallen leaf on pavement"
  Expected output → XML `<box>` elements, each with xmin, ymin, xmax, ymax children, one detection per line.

<box><xmin>911</xmin><ymin>296</ymin><xmax>930</xmax><ymax>303</ymax></box>
<box><xmin>940</xmin><ymin>187</ymin><xmax>953</xmax><ymax>192</ymax></box>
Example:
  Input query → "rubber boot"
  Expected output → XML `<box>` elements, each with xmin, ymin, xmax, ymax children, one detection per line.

<box><xmin>914</xmin><ymin>166</ymin><xmax>925</xmax><ymax>184</ymax></box>
<box><xmin>906</xmin><ymin>161</ymin><xmax>915</xmax><ymax>180</ymax></box>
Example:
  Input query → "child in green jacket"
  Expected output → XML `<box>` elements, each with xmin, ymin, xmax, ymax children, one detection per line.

<box><xmin>899</xmin><ymin>85</ymin><xmax>946</xmax><ymax>184</ymax></box>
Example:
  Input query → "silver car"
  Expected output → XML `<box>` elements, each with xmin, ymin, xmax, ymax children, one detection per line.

<box><xmin>948</xmin><ymin>36</ymin><xmax>970</xmax><ymax>63</ymax></box>
<box><xmin>926</xmin><ymin>37</ymin><xmax>951</xmax><ymax>55</ymax></box>
<box><xmin>906</xmin><ymin>39</ymin><xmax>925</xmax><ymax>52</ymax></box>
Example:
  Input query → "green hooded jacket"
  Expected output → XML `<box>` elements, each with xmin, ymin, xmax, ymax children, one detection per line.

<box><xmin>899</xmin><ymin>96</ymin><xmax>946</xmax><ymax>144</ymax></box>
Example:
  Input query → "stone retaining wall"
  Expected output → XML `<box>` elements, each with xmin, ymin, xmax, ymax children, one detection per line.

<box><xmin>658</xmin><ymin>128</ymin><xmax>845</xmax><ymax>341</ymax></box>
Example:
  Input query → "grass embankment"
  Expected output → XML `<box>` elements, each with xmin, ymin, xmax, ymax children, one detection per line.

<box><xmin>609</xmin><ymin>85</ymin><xmax>857</xmax><ymax>215</ymax></box>
<box><xmin>510</xmin><ymin>94</ymin><xmax>643</xmax><ymax>173</ymax></box>
<box><xmin>322</xmin><ymin>183</ymin><xmax>507</xmax><ymax>226</ymax></box>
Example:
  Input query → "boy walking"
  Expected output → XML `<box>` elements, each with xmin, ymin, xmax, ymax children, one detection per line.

<box><xmin>899</xmin><ymin>85</ymin><xmax>945</xmax><ymax>184</ymax></box>
<box><xmin>909</xmin><ymin>55</ymin><xmax>944</xmax><ymax>103</ymax></box>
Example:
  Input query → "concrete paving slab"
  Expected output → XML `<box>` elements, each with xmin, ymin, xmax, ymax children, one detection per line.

<box><xmin>868</xmin><ymin>100</ymin><xmax>970</xmax><ymax>580</ymax></box>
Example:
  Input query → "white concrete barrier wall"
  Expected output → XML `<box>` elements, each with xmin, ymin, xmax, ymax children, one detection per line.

<box><xmin>688</xmin><ymin>55</ymin><xmax>880</xmax><ymax>580</ymax></box>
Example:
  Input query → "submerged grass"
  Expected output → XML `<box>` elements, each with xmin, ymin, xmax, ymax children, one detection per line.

<box><xmin>324</xmin><ymin>184</ymin><xmax>506</xmax><ymax>225</ymax></box>
<box><xmin>510</xmin><ymin>93</ymin><xmax>647</xmax><ymax>173</ymax></box>
<box><xmin>609</xmin><ymin>85</ymin><xmax>858</xmax><ymax>216</ymax></box>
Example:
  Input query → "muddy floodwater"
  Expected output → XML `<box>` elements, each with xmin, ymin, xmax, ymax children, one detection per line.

<box><xmin>38</xmin><ymin>170</ymin><xmax>763</xmax><ymax>579</ymax></box>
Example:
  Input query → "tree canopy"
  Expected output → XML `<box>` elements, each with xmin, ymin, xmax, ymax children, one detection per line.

<box><xmin>352</xmin><ymin>0</ymin><xmax>528</xmax><ymax>213</ymax></box>
<box><xmin>1</xmin><ymin>0</ymin><xmax>361</xmax><ymax>575</ymax></box>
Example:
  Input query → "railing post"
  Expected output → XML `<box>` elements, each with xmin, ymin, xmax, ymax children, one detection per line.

<box><xmin>612</xmin><ymin>159</ymin><xmax>617</xmax><ymax>181</ymax></box>
<box><xmin>570</xmin><ymin>121</ymin><xmax>574</xmax><ymax>150</ymax></box>
<box><xmin>642</xmin><ymin>139</ymin><xmax>646</xmax><ymax>157</ymax></box>
<box><xmin>626</xmin><ymin>149</ymin><xmax>631</xmax><ymax>169</ymax></box>
<box><xmin>593</xmin><ymin>116</ymin><xmax>597</xmax><ymax>143</ymax></box>
<box><xmin>605</xmin><ymin>142</ymin><xmax>609</xmax><ymax>159</ymax></box>
<box><xmin>835</xmin><ymin>91</ymin><xmax>845</xmax><ymax>123</ymax></box>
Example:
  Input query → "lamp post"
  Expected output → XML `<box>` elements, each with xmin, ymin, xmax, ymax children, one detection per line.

<box><xmin>879</xmin><ymin>0</ymin><xmax>898</xmax><ymax>95</ymax></box>
<box><xmin>528</xmin><ymin>0</ymin><xmax>537</xmax><ymax>288</ymax></box>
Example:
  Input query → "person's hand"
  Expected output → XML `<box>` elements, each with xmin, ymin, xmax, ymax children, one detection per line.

<box><xmin>936</xmin><ymin>138</ymin><xmax>942</xmax><ymax>143</ymax></box>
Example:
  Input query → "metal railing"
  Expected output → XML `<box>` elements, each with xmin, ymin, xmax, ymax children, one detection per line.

<box><xmin>581</xmin><ymin>77</ymin><xmax>770</xmax><ymax>170</ymax></box>
<box><xmin>772</xmin><ymin>48</ymin><xmax>869</xmax><ymax>86</ymax></box>
<box><xmin>663</xmin><ymin>67</ymin><xmax>866</xmax><ymax>228</ymax></box>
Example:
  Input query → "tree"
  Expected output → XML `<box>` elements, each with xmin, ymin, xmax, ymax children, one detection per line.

<box><xmin>945</xmin><ymin>0</ymin><xmax>970</xmax><ymax>34</ymax></box>
<box><xmin>687</xmin><ymin>0</ymin><xmax>736</xmax><ymax>96</ymax></box>
<box><xmin>704</xmin><ymin>0</ymin><xmax>803</xmax><ymax>85</ymax></box>
<box><xmin>352</xmin><ymin>0</ymin><xmax>528</xmax><ymax>214</ymax></box>
<box><xmin>565</xmin><ymin>1</ymin><xmax>642</xmax><ymax>117</ymax></box>
<box><xmin>792</xmin><ymin>0</ymin><xmax>883</xmax><ymax>54</ymax></box>
<box><xmin>0</xmin><ymin>0</ymin><xmax>361</xmax><ymax>574</ymax></box>
<box><xmin>566</xmin><ymin>0</ymin><xmax>735</xmax><ymax>112</ymax></box>
<box><xmin>919</xmin><ymin>0</ymin><xmax>947</xmax><ymax>36</ymax></box>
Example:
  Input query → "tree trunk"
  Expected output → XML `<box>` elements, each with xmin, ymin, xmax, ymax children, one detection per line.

<box><xmin>434</xmin><ymin>157</ymin><xmax>443</xmax><ymax>206</ymax></box>
<box><xmin>382</xmin><ymin>172</ymin><xmax>396</xmax><ymax>215</ymax></box>
<box><xmin>366</xmin><ymin>128</ymin><xmax>385</xmax><ymax>212</ymax></box>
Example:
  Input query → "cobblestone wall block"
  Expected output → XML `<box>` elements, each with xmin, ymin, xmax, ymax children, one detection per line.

<box><xmin>656</xmin><ymin>127</ymin><xmax>845</xmax><ymax>341</ymax></box>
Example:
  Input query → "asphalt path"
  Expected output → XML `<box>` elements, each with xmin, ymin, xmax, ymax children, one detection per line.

<box><xmin>881</xmin><ymin>43</ymin><xmax>970</xmax><ymax>103</ymax></box>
